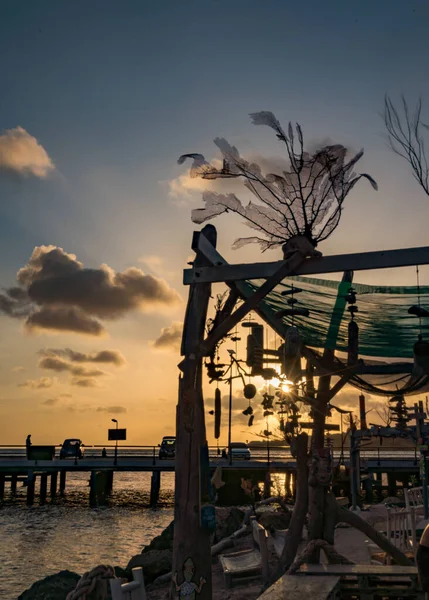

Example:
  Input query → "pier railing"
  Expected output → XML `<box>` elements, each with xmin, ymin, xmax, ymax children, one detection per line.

<box><xmin>0</xmin><ymin>444</ymin><xmax>420</xmax><ymax>466</ymax></box>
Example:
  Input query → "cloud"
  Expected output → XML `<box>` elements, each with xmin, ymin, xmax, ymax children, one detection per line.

<box><xmin>42</xmin><ymin>397</ymin><xmax>60</xmax><ymax>406</ymax></box>
<box><xmin>0</xmin><ymin>245</ymin><xmax>182</xmax><ymax>336</ymax></box>
<box><xmin>40</xmin><ymin>348</ymin><xmax>126</xmax><ymax>366</ymax></box>
<box><xmin>12</xmin><ymin>366</ymin><xmax>25</xmax><ymax>372</ymax></box>
<box><xmin>138</xmin><ymin>255</ymin><xmax>164</xmax><ymax>269</ymax></box>
<box><xmin>152</xmin><ymin>321</ymin><xmax>183</xmax><ymax>352</ymax></box>
<box><xmin>96</xmin><ymin>405</ymin><xmax>127</xmax><ymax>414</ymax></box>
<box><xmin>71</xmin><ymin>378</ymin><xmax>99</xmax><ymax>388</ymax></box>
<box><xmin>18</xmin><ymin>377</ymin><xmax>54</xmax><ymax>389</ymax></box>
<box><xmin>38</xmin><ymin>355</ymin><xmax>105</xmax><ymax>377</ymax></box>
<box><xmin>0</xmin><ymin>126</ymin><xmax>55</xmax><ymax>178</ymax></box>
<box><xmin>26</xmin><ymin>306</ymin><xmax>105</xmax><ymax>335</ymax></box>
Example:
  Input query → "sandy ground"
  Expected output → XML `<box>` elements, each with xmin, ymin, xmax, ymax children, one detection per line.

<box><xmin>147</xmin><ymin>503</ymin><xmax>390</xmax><ymax>600</ymax></box>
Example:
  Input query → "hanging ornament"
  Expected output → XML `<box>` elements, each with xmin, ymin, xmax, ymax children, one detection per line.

<box><xmin>413</xmin><ymin>335</ymin><xmax>429</xmax><ymax>376</ymax></box>
<box><xmin>261</xmin><ymin>393</ymin><xmax>274</xmax><ymax>410</ymax></box>
<box><xmin>243</xmin><ymin>383</ymin><xmax>257</xmax><ymax>399</ymax></box>
<box><xmin>214</xmin><ymin>388</ymin><xmax>221</xmax><ymax>439</ymax></box>
<box><xmin>248</xmin><ymin>415</ymin><xmax>254</xmax><ymax>427</ymax></box>
<box><xmin>281</xmin><ymin>326</ymin><xmax>302</xmax><ymax>383</ymax></box>
<box><xmin>242</xmin><ymin>405</ymin><xmax>253</xmax><ymax>416</ymax></box>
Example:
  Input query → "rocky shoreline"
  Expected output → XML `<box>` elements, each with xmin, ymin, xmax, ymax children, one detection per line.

<box><xmin>18</xmin><ymin>506</ymin><xmax>289</xmax><ymax>600</ymax></box>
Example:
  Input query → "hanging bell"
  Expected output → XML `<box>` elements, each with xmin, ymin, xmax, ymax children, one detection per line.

<box><xmin>242</xmin><ymin>406</ymin><xmax>253</xmax><ymax>416</ymax></box>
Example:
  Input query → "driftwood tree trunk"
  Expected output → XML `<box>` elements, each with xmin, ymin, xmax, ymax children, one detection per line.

<box><xmin>275</xmin><ymin>433</ymin><xmax>309</xmax><ymax>577</ymax></box>
<box><xmin>307</xmin><ymin>360</ymin><xmax>331</xmax><ymax>562</ymax></box>
<box><xmin>171</xmin><ymin>225</ymin><xmax>217</xmax><ymax>600</ymax></box>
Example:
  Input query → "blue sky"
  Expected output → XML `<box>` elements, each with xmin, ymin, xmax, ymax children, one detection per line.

<box><xmin>0</xmin><ymin>0</ymin><xmax>429</xmax><ymax>444</ymax></box>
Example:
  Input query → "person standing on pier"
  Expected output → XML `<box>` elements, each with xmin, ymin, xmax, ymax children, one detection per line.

<box><xmin>26</xmin><ymin>434</ymin><xmax>32</xmax><ymax>459</ymax></box>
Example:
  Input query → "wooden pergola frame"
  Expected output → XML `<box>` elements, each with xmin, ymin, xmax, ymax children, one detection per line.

<box><xmin>171</xmin><ymin>225</ymin><xmax>429</xmax><ymax>600</ymax></box>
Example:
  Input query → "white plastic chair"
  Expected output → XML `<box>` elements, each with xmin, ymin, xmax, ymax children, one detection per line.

<box><xmin>110</xmin><ymin>567</ymin><xmax>146</xmax><ymax>600</ymax></box>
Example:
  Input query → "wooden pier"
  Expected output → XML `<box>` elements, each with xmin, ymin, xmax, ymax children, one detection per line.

<box><xmin>0</xmin><ymin>453</ymin><xmax>422</xmax><ymax>507</ymax></box>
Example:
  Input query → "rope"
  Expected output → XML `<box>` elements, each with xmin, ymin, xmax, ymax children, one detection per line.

<box><xmin>66</xmin><ymin>565</ymin><xmax>116</xmax><ymax>600</ymax></box>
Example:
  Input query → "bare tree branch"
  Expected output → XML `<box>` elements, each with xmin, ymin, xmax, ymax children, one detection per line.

<box><xmin>384</xmin><ymin>95</ymin><xmax>429</xmax><ymax>196</ymax></box>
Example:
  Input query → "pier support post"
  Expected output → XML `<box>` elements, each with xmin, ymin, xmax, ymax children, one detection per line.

<box><xmin>285</xmin><ymin>471</ymin><xmax>291</xmax><ymax>498</ymax></box>
<box><xmin>11</xmin><ymin>473</ymin><xmax>18</xmax><ymax>494</ymax></box>
<box><xmin>375</xmin><ymin>472</ymin><xmax>383</xmax><ymax>501</ymax></box>
<box><xmin>107</xmin><ymin>470</ymin><xmax>114</xmax><ymax>494</ymax></box>
<box><xmin>0</xmin><ymin>473</ymin><xmax>5</xmax><ymax>499</ymax></box>
<box><xmin>150</xmin><ymin>471</ymin><xmax>161</xmax><ymax>508</ymax></box>
<box><xmin>263</xmin><ymin>472</ymin><xmax>271</xmax><ymax>499</ymax></box>
<box><xmin>387</xmin><ymin>473</ymin><xmax>397</xmax><ymax>497</ymax></box>
<box><xmin>363</xmin><ymin>473</ymin><xmax>374</xmax><ymax>503</ymax></box>
<box><xmin>40</xmin><ymin>473</ymin><xmax>48</xmax><ymax>504</ymax></box>
<box><xmin>59</xmin><ymin>470</ymin><xmax>66</xmax><ymax>495</ymax></box>
<box><xmin>27</xmin><ymin>473</ymin><xmax>35</xmax><ymax>505</ymax></box>
<box><xmin>50</xmin><ymin>471</ymin><xmax>58</xmax><ymax>498</ymax></box>
<box><xmin>89</xmin><ymin>471</ymin><xmax>97</xmax><ymax>507</ymax></box>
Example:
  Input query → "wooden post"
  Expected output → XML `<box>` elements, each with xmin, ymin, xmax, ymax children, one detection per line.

<box><xmin>40</xmin><ymin>472</ymin><xmax>48</xmax><ymax>504</ymax></box>
<box><xmin>387</xmin><ymin>473</ymin><xmax>397</xmax><ymax>497</ymax></box>
<box><xmin>277</xmin><ymin>433</ymin><xmax>309</xmax><ymax>575</ymax></box>
<box><xmin>89</xmin><ymin>471</ymin><xmax>97</xmax><ymax>507</ymax></box>
<box><xmin>263</xmin><ymin>472</ymin><xmax>271</xmax><ymax>499</ymax></box>
<box><xmin>171</xmin><ymin>226</ymin><xmax>216</xmax><ymax>600</ymax></box>
<box><xmin>27</xmin><ymin>473</ymin><xmax>35</xmax><ymax>505</ymax></box>
<box><xmin>107</xmin><ymin>470</ymin><xmax>114</xmax><ymax>494</ymax></box>
<box><xmin>285</xmin><ymin>471</ymin><xmax>291</xmax><ymax>498</ymax></box>
<box><xmin>11</xmin><ymin>473</ymin><xmax>18</xmax><ymax>494</ymax></box>
<box><xmin>363</xmin><ymin>474</ymin><xmax>374</xmax><ymax>503</ymax></box>
<box><xmin>59</xmin><ymin>470</ymin><xmax>66</xmax><ymax>495</ymax></box>
<box><xmin>308</xmin><ymin>271</ymin><xmax>354</xmax><ymax>561</ymax></box>
<box><xmin>150</xmin><ymin>471</ymin><xmax>161</xmax><ymax>508</ymax></box>
<box><xmin>50</xmin><ymin>471</ymin><xmax>58</xmax><ymax>498</ymax></box>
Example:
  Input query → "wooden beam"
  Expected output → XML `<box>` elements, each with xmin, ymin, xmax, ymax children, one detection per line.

<box><xmin>184</xmin><ymin>243</ymin><xmax>429</xmax><ymax>284</ymax></box>
<box><xmin>326</xmin><ymin>366</ymin><xmax>362</xmax><ymax>402</ymax></box>
<box><xmin>301</xmin><ymin>423</ymin><xmax>340</xmax><ymax>431</ymax></box>
<box><xmin>199</xmin><ymin>251</ymin><xmax>307</xmax><ymax>357</ymax></box>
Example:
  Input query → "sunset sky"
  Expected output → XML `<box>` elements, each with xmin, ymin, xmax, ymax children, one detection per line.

<box><xmin>1</xmin><ymin>0</ymin><xmax>429</xmax><ymax>446</ymax></box>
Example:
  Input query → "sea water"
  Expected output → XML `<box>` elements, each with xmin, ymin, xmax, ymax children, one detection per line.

<box><xmin>0</xmin><ymin>471</ymin><xmax>175</xmax><ymax>599</ymax></box>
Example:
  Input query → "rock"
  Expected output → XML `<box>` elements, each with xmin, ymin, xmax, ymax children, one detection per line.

<box><xmin>214</xmin><ymin>506</ymin><xmax>245</xmax><ymax>543</ymax></box>
<box><xmin>143</xmin><ymin>520</ymin><xmax>174</xmax><ymax>553</ymax></box>
<box><xmin>127</xmin><ymin>550</ymin><xmax>172</xmax><ymax>584</ymax></box>
<box><xmin>257</xmin><ymin>510</ymin><xmax>291</xmax><ymax>533</ymax></box>
<box><xmin>143</xmin><ymin>507</ymin><xmax>246</xmax><ymax>554</ymax></box>
<box><xmin>18</xmin><ymin>570</ymin><xmax>80</xmax><ymax>600</ymax></box>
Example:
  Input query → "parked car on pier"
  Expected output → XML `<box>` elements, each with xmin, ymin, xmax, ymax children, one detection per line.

<box><xmin>227</xmin><ymin>442</ymin><xmax>251</xmax><ymax>460</ymax></box>
<box><xmin>59</xmin><ymin>438</ymin><xmax>85</xmax><ymax>459</ymax></box>
<box><xmin>158</xmin><ymin>436</ymin><xmax>176</xmax><ymax>459</ymax></box>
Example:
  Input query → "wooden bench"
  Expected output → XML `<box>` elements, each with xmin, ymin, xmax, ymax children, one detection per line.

<box><xmin>219</xmin><ymin>518</ymin><xmax>269</xmax><ymax>588</ymax></box>
<box><xmin>271</xmin><ymin>529</ymin><xmax>287</xmax><ymax>558</ymax></box>
<box><xmin>299</xmin><ymin>564</ymin><xmax>424</xmax><ymax>600</ymax></box>
<box><xmin>109</xmin><ymin>567</ymin><xmax>146</xmax><ymax>600</ymax></box>
<box><xmin>257</xmin><ymin>574</ymin><xmax>341</xmax><ymax>600</ymax></box>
